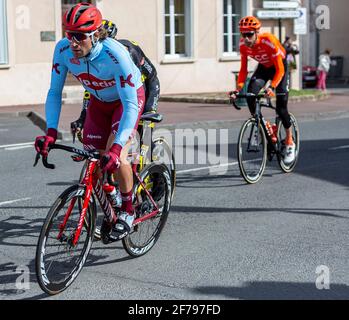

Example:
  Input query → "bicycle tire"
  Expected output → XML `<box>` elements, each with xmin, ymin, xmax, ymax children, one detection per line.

<box><xmin>277</xmin><ymin>113</ymin><xmax>300</xmax><ymax>173</ymax></box>
<box><xmin>152</xmin><ymin>137</ymin><xmax>176</xmax><ymax>200</ymax></box>
<box><xmin>122</xmin><ymin>163</ymin><xmax>172</xmax><ymax>257</ymax></box>
<box><xmin>237</xmin><ymin>118</ymin><xmax>267</xmax><ymax>184</ymax></box>
<box><xmin>35</xmin><ymin>184</ymin><xmax>97</xmax><ymax>295</ymax></box>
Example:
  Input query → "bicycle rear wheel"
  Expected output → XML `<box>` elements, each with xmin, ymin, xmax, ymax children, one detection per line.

<box><xmin>277</xmin><ymin>113</ymin><xmax>300</xmax><ymax>173</ymax></box>
<box><xmin>122</xmin><ymin>163</ymin><xmax>172</xmax><ymax>257</ymax></box>
<box><xmin>237</xmin><ymin>118</ymin><xmax>267</xmax><ymax>184</ymax></box>
<box><xmin>35</xmin><ymin>185</ymin><xmax>96</xmax><ymax>295</ymax></box>
<box><xmin>152</xmin><ymin>137</ymin><xmax>176</xmax><ymax>199</ymax></box>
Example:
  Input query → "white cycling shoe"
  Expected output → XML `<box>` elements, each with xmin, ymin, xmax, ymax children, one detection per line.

<box><xmin>114</xmin><ymin>212</ymin><xmax>135</xmax><ymax>234</ymax></box>
<box><xmin>283</xmin><ymin>143</ymin><xmax>296</xmax><ymax>165</ymax></box>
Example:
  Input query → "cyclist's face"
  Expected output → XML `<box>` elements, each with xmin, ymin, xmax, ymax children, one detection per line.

<box><xmin>69</xmin><ymin>33</ymin><xmax>99</xmax><ymax>58</ymax></box>
<box><xmin>242</xmin><ymin>31</ymin><xmax>258</xmax><ymax>47</ymax></box>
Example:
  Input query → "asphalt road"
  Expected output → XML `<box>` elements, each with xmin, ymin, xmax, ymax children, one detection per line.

<box><xmin>0</xmin><ymin>113</ymin><xmax>348</xmax><ymax>300</ymax></box>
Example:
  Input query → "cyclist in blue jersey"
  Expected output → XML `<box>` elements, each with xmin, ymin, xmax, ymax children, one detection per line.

<box><xmin>34</xmin><ymin>3</ymin><xmax>145</xmax><ymax>238</ymax></box>
<box><xmin>71</xmin><ymin>19</ymin><xmax>160</xmax><ymax>136</ymax></box>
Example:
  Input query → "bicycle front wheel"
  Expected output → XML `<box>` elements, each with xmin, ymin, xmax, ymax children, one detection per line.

<box><xmin>122</xmin><ymin>163</ymin><xmax>172</xmax><ymax>257</ymax></box>
<box><xmin>35</xmin><ymin>185</ymin><xmax>97</xmax><ymax>295</ymax></box>
<box><xmin>237</xmin><ymin>118</ymin><xmax>267</xmax><ymax>184</ymax></box>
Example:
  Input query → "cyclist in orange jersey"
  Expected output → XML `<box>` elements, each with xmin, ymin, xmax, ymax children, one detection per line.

<box><xmin>230</xmin><ymin>16</ymin><xmax>295</xmax><ymax>164</ymax></box>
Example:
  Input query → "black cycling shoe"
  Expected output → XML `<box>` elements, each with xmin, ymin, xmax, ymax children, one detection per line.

<box><xmin>99</xmin><ymin>219</ymin><xmax>113</xmax><ymax>244</ymax></box>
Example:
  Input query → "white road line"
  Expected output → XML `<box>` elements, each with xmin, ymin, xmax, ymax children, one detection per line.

<box><xmin>177</xmin><ymin>161</ymin><xmax>239</xmax><ymax>174</ymax></box>
<box><xmin>0</xmin><ymin>142</ymin><xmax>33</xmax><ymax>149</ymax></box>
<box><xmin>5</xmin><ymin>145</ymin><xmax>33</xmax><ymax>151</ymax></box>
<box><xmin>329</xmin><ymin>145</ymin><xmax>349</xmax><ymax>151</ymax></box>
<box><xmin>0</xmin><ymin>197</ymin><xmax>31</xmax><ymax>207</ymax></box>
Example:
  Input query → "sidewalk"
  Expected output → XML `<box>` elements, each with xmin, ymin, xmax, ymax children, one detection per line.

<box><xmin>1</xmin><ymin>91</ymin><xmax>349</xmax><ymax>140</ymax></box>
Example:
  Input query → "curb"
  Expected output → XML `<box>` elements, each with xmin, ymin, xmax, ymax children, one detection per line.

<box><xmin>2</xmin><ymin>94</ymin><xmax>348</xmax><ymax>142</ymax></box>
<box><xmin>30</xmin><ymin>109</ymin><xmax>349</xmax><ymax>143</ymax></box>
<box><xmin>26</xmin><ymin>111</ymin><xmax>65</xmax><ymax>140</ymax></box>
<box><xmin>159</xmin><ymin>93</ymin><xmax>330</xmax><ymax>104</ymax></box>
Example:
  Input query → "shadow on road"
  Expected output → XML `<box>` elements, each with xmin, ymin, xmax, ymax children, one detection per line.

<box><xmin>171</xmin><ymin>205</ymin><xmax>347</xmax><ymax>219</ymax></box>
<box><xmin>193</xmin><ymin>281</ymin><xmax>349</xmax><ymax>299</ymax></box>
<box><xmin>174</xmin><ymin>138</ymin><xmax>349</xmax><ymax>188</ymax></box>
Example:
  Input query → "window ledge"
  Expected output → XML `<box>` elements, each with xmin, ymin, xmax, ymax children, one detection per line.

<box><xmin>161</xmin><ymin>57</ymin><xmax>196</xmax><ymax>65</ymax></box>
<box><xmin>219</xmin><ymin>55</ymin><xmax>241</xmax><ymax>62</ymax></box>
<box><xmin>0</xmin><ymin>64</ymin><xmax>10</xmax><ymax>69</ymax></box>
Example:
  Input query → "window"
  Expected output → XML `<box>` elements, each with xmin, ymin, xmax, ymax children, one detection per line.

<box><xmin>164</xmin><ymin>0</ymin><xmax>192</xmax><ymax>58</ymax></box>
<box><xmin>0</xmin><ymin>0</ymin><xmax>8</xmax><ymax>65</ymax></box>
<box><xmin>223</xmin><ymin>0</ymin><xmax>243</xmax><ymax>56</ymax></box>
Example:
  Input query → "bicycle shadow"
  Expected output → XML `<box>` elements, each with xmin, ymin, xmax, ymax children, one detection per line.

<box><xmin>0</xmin><ymin>214</ymin><xmax>46</xmax><ymax>248</ymax></box>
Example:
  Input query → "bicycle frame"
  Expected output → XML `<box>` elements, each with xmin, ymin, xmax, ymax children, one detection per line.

<box><xmin>242</xmin><ymin>95</ymin><xmax>281</xmax><ymax>155</ymax></box>
<box><xmin>53</xmin><ymin>145</ymin><xmax>160</xmax><ymax>247</ymax></box>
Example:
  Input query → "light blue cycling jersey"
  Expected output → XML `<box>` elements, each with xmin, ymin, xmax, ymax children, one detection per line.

<box><xmin>46</xmin><ymin>37</ymin><xmax>143</xmax><ymax>147</ymax></box>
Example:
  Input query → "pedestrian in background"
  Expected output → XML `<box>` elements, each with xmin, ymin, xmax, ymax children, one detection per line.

<box><xmin>283</xmin><ymin>36</ymin><xmax>299</xmax><ymax>72</ymax></box>
<box><xmin>316</xmin><ymin>49</ymin><xmax>332</xmax><ymax>92</ymax></box>
<box><xmin>282</xmin><ymin>36</ymin><xmax>299</xmax><ymax>88</ymax></box>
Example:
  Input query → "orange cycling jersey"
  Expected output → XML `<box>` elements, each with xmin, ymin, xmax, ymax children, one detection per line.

<box><xmin>237</xmin><ymin>33</ymin><xmax>286</xmax><ymax>89</ymax></box>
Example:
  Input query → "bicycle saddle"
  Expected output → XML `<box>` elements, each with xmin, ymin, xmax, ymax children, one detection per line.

<box><xmin>140</xmin><ymin>113</ymin><xmax>163</xmax><ymax>123</ymax></box>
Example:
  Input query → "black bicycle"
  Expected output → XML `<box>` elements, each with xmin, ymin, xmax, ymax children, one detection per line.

<box><xmin>232</xmin><ymin>93</ymin><xmax>300</xmax><ymax>184</ymax></box>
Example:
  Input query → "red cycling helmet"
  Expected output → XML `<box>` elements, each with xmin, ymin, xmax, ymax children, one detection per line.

<box><xmin>63</xmin><ymin>2</ymin><xmax>102</xmax><ymax>32</ymax></box>
<box><xmin>239</xmin><ymin>16</ymin><xmax>261</xmax><ymax>32</ymax></box>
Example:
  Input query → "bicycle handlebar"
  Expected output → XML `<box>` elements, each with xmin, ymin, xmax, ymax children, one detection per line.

<box><xmin>230</xmin><ymin>92</ymin><xmax>287</xmax><ymax>111</ymax></box>
<box><xmin>34</xmin><ymin>140</ymin><xmax>100</xmax><ymax>170</ymax></box>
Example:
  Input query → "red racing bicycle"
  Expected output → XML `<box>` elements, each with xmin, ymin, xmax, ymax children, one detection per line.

<box><xmin>34</xmin><ymin>141</ymin><xmax>172</xmax><ymax>295</ymax></box>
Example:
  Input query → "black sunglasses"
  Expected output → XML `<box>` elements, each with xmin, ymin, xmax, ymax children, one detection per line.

<box><xmin>241</xmin><ymin>32</ymin><xmax>255</xmax><ymax>38</ymax></box>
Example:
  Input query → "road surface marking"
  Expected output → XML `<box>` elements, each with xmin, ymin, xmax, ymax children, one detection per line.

<box><xmin>0</xmin><ymin>142</ymin><xmax>33</xmax><ymax>149</ymax></box>
<box><xmin>5</xmin><ymin>145</ymin><xmax>33</xmax><ymax>151</ymax></box>
<box><xmin>177</xmin><ymin>161</ymin><xmax>239</xmax><ymax>174</ymax></box>
<box><xmin>0</xmin><ymin>197</ymin><xmax>31</xmax><ymax>207</ymax></box>
<box><xmin>329</xmin><ymin>145</ymin><xmax>349</xmax><ymax>151</ymax></box>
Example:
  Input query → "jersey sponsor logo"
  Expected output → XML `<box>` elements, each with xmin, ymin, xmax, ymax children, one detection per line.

<box><xmin>120</xmin><ymin>74</ymin><xmax>135</xmax><ymax>88</ymax></box>
<box><xmin>105</xmin><ymin>50</ymin><xmax>119</xmax><ymax>65</ymax></box>
<box><xmin>142</xmin><ymin>60</ymin><xmax>153</xmax><ymax>74</ymax></box>
<box><xmin>60</xmin><ymin>45</ymin><xmax>70</xmax><ymax>54</ymax></box>
<box><xmin>253</xmin><ymin>54</ymin><xmax>270</xmax><ymax>62</ymax></box>
<box><xmin>75</xmin><ymin>73</ymin><xmax>116</xmax><ymax>90</ymax></box>
<box><xmin>70</xmin><ymin>57</ymin><xmax>80</xmax><ymax>65</ymax></box>
<box><xmin>52</xmin><ymin>63</ymin><xmax>60</xmax><ymax>74</ymax></box>
<box><xmin>87</xmin><ymin>134</ymin><xmax>102</xmax><ymax>140</ymax></box>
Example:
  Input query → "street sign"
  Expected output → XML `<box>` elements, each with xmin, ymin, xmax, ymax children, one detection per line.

<box><xmin>257</xmin><ymin>10</ymin><xmax>301</xmax><ymax>19</ymax></box>
<box><xmin>263</xmin><ymin>1</ymin><xmax>299</xmax><ymax>9</ymax></box>
<box><xmin>294</xmin><ymin>7</ymin><xmax>307</xmax><ymax>34</ymax></box>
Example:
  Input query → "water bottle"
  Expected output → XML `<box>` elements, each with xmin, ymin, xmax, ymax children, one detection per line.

<box><xmin>272</xmin><ymin>124</ymin><xmax>278</xmax><ymax>143</ymax></box>
<box><xmin>266</xmin><ymin>121</ymin><xmax>277</xmax><ymax>144</ymax></box>
<box><xmin>103</xmin><ymin>184</ymin><xmax>122</xmax><ymax>212</ymax></box>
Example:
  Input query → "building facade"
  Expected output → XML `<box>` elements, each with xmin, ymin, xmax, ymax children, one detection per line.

<box><xmin>301</xmin><ymin>0</ymin><xmax>349</xmax><ymax>79</ymax></box>
<box><xmin>0</xmin><ymin>0</ymin><xmax>303</xmax><ymax>106</ymax></box>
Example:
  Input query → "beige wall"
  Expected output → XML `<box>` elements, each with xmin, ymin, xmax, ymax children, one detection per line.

<box><xmin>317</xmin><ymin>0</ymin><xmax>349</xmax><ymax>77</ymax></box>
<box><xmin>0</xmin><ymin>0</ymin><xmax>56</xmax><ymax>106</ymax></box>
<box><xmin>0</xmin><ymin>0</ymin><xmax>302</xmax><ymax>106</ymax></box>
